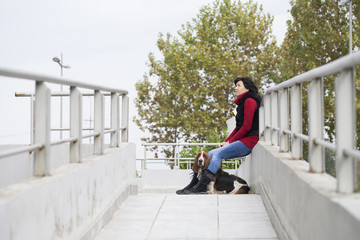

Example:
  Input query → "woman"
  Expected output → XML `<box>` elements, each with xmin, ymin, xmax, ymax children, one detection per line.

<box><xmin>177</xmin><ymin>77</ymin><xmax>262</xmax><ymax>194</ymax></box>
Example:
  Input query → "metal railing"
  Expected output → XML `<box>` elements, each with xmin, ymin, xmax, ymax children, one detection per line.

<box><xmin>0</xmin><ymin>66</ymin><xmax>129</xmax><ymax>177</ymax></box>
<box><xmin>138</xmin><ymin>142</ymin><xmax>245</xmax><ymax>171</ymax></box>
<box><xmin>14</xmin><ymin>91</ymin><xmax>125</xmax><ymax>144</ymax></box>
<box><xmin>260</xmin><ymin>52</ymin><xmax>360</xmax><ymax>193</ymax></box>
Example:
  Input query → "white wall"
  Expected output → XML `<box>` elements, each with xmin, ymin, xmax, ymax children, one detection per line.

<box><xmin>0</xmin><ymin>144</ymin><xmax>96</xmax><ymax>190</ymax></box>
<box><xmin>244</xmin><ymin>141</ymin><xmax>360</xmax><ymax>240</ymax></box>
<box><xmin>0</xmin><ymin>143</ymin><xmax>137</xmax><ymax>240</ymax></box>
<box><xmin>0</xmin><ymin>145</ymin><xmax>31</xmax><ymax>189</ymax></box>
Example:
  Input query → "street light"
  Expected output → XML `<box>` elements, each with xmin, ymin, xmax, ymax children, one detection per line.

<box><xmin>340</xmin><ymin>0</ymin><xmax>353</xmax><ymax>54</ymax></box>
<box><xmin>52</xmin><ymin>54</ymin><xmax>71</xmax><ymax>77</ymax></box>
<box><xmin>52</xmin><ymin>53</ymin><xmax>71</xmax><ymax>139</ymax></box>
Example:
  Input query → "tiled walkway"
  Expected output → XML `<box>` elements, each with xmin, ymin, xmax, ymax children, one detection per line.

<box><xmin>95</xmin><ymin>193</ymin><xmax>278</xmax><ymax>240</ymax></box>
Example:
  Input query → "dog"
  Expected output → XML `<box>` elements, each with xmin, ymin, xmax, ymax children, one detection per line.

<box><xmin>193</xmin><ymin>151</ymin><xmax>250</xmax><ymax>194</ymax></box>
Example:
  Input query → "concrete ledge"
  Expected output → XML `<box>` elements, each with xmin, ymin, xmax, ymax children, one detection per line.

<box><xmin>0</xmin><ymin>143</ymin><xmax>137</xmax><ymax>240</ymax></box>
<box><xmin>249</xmin><ymin>141</ymin><xmax>360</xmax><ymax>240</ymax></box>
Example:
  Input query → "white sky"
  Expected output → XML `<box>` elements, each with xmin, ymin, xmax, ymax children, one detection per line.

<box><xmin>0</xmin><ymin>0</ymin><xmax>291</xmax><ymax>159</ymax></box>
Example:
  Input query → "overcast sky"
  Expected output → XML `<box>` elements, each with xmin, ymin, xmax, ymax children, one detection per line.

<box><xmin>0</xmin><ymin>0</ymin><xmax>291</xmax><ymax>159</ymax></box>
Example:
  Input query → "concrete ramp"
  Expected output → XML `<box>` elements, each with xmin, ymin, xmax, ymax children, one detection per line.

<box><xmin>96</xmin><ymin>193</ymin><xmax>278</xmax><ymax>240</ymax></box>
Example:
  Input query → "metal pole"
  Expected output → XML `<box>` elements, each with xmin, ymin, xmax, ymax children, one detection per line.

<box><xmin>30</xmin><ymin>94</ymin><xmax>34</xmax><ymax>144</ymax></box>
<box><xmin>60</xmin><ymin>53</ymin><xmax>63</xmax><ymax>139</ymax></box>
<box><xmin>335</xmin><ymin>69</ymin><xmax>356</xmax><ymax>193</ymax></box>
<box><xmin>271</xmin><ymin>91</ymin><xmax>279</xmax><ymax>146</ymax></box>
<box><xmin>291</xmin><ymin>84</ymin><xmax>303</xmax><ymax>159</ymax></box>
<box><xmin>89</xmin><ymin>96</ymin><xmax>92</xmax><ymax>144</ymax></box>
<box><xmin>349</xmin><ymin>0</ymin><xmax>352</xmax><ymax>54</ymax></box>
<box><xmin>308</xmin><ymin>78</ymin><xmax>324</xmax><ymax>173</ymax></box>
<box><xmin>340</xmin><ymin>0</ymin><xmax>353</xmax><ymax>54</ymax></box>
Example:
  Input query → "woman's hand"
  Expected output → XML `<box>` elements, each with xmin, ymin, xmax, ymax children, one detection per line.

<box><xmin>218</xmin><ymin>141</ymin><xmax>230</xmax><ymax>148</ymax></box>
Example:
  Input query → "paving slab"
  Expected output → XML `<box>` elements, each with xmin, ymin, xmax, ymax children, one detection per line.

<box><xmin>95</xmin><ymin>193</ymin><xmax>278</xmax><ymax>240</ymax></box>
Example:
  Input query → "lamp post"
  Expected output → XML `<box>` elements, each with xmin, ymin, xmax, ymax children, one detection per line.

<box><xmin>340</xmin><ymin>0</ymin><xmax>353</xmax><ymax>54</ymax></box>
<box><xmin>52</xmin><ymin>53</ymin><xmax>70</xmax><ymax>139</ymax></box>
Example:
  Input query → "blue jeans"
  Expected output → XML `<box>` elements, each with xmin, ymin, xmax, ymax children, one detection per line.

<box><xmin>207</xmin><ymin>140</ymin><xmax>251</xmax><ymax>174</ymax></box>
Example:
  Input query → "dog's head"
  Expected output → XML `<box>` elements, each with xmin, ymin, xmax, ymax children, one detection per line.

<box><xmin>192</xmin><ymin>151</ymin><xmax>211</xmax><ymax>173</ymax></box>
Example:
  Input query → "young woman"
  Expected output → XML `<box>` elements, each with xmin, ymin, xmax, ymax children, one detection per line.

<box><xmin>177</xmin><ymin>77</ymin><xmax>262</xmax><ymax>194</ymax></box>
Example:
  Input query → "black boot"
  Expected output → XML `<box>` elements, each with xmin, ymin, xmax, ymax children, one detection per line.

<box><xmin>183</xmin><ymin>169</ymin><xmax>215</xmax><ymax>194</ymax></box>
<box><xmin>176</xmin><ymin>172</ymin><xmax>199</xmax><ymax>195</ymax></box>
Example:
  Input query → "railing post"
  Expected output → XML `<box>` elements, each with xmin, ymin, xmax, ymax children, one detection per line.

<box><xmin>111</xmin><ymin>92</ymin><xmax>120</xmax><ymax>147</ymax></box>
<box><xmin>271</xmin><ymin>91</ymin><xmax>279</xmax><ymax>146</ymax></box>
<box><xmin>259</xmin><ymin>104</ymin><xmax>264</xmax><ymax>141</ymax></box>
<box><xmin>308</xmin><ymin>78</ymin><xmax>324</xmax><ymax>173</ymax></box>
<box><xmin>121</xmin><ymin>94</ymin><xmax>129</xmax><ymax>142</ymax></box>
<box><xmin>143</xmin><ymin>145</ymin><xmax>147</xmax><ymax>171</ymax></box>
<box><xmin>279</xmin><ymin>88</ymin><xmax>289</xmax><ymax>152</ymax></box>
<box><xmin>335</xmin><ymin>69</ymin><xmax>356</xmax><ymax>193</ymax></box>
<box><xmin>94</xmin><ymin>90</ymin><xmax>104</xmax><ymax>155</ymax></box>
<box><xmin>264</xmin><ymin>94</ymin><xmax>271</xmax><ymax>142</ymax></box>
<box><xmin>70</xmin><ymin>86</ymin><xmax>82</xmax><ymax>163</ymax></box>
<box><xmin>34</xmin><ymin>82</ymin><xmax>51</xmax><ymax>176</ymax></box>
<box><xmin>291</xmin><ymin>84</ymin><xmax>303</xmax><ymax>159</ymax></box>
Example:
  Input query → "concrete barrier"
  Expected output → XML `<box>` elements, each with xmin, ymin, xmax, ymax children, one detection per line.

<box><xmin>0</xmin><ymin>143</ymin><xmax>137</xmax><ymax>240</ymax></box>
<box><xmin>245</xmin><ymin>141</ymin><xmax>360</xmax><ymax>240</ymax></box>
<box><xmin>0</xmin><ymin>144</ymin><xmax>96</xmax><ymax>190</ymax></box>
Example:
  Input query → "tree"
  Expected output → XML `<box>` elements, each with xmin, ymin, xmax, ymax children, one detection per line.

<box><xmin>134</xmin><ymin>0</ymin><xmax>279</xmax><ymax>157</ymax></box>
<box><xmin>279</xmin><ymin>0</ymin><xmax>360</xmax><ymax>145</ymax></box>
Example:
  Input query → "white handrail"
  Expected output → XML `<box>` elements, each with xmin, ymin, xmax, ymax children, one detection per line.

<box><xmin>264</xmin><ymin>52</ymin><xmax>360</xmax><ymax>95</ymax></box>
<box><xmin>0</xmin><ymin>66</ymin><xmax>128</xmax><ymax>95</ymax></box>
<box><xmin>0</xmin><ymin>66</ymin><xmax>129</xmax><ymax>177</ymax></box>
<box><xmin>140</xmin><ymin>142</ymin><xmax>243</xmax><ymax>171</ymax></box>
<box><xmin>260</xmin><ymin>52</ymin><xmax>360</xmax><ymax>193</ymax></box>
<box><xmin>0</xmin><ymin>143</ymin><xmax>44</xmax><ymax>159</ymax></box>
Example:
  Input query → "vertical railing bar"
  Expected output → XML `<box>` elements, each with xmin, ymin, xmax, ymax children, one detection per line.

<box><xmin>335</xmin><ymin>68</ymin><xmax>356</xmax><ymax>193</ymax></box>
<box><xmin>111</xmin><ymin>92</ymin><xmax>120</xmax><ymax>147</ymax></box>
<box><xmin>34</xmin><ymin>82</ymin><xmax>51</xmax><ymax>176</ymax></box>
<box><xmin>121</xmin><ymin>94</ymin><xmax>129</xmax><ymax>142</ymax></box>
<box><xmin>141</xmin><ymin>145</ymin><xmax>146</xmax><ymax>171</ymax></box>
<box><xmin>143</xmin><ymin>145</ymin><xmax>147</xmax><ymax>171</ymax></box>
<box><xmin>94</xmin><ymin>90</ymin><xmax>104</xmax><ymax>155</ymax></box>
<box><xmin>259</xmin><ymin>103</ymin><xmax>265</xmax><ymax>141</ymax></box>
<box><xmin>30</xmin><ymin>94</ymin><xmax>34</xmax><ymax>144</ymax></box>
<box><xmin>308</xmin><ymin>77</ymin><xmax>325</xmax><ymax>173</ymax></box>
<box><xmin>290</xmin><ymin>84</ymin><xmax>303</xmax><ymax>159</ymax></box>
<box><xmin>264</xmin><ymin>94</ymin><xmax>271</xmax><ymax>142</ymax></box>
<box><xmin>279</xmin><ymin>88</ymin><xmax>289</xmax><ymax>152</ymax></box>
<box><xmin>271</xmin><ymin>91</ymin><xmax>279</xmax><ymax>146</ymax></box>
<box><xmin>70</xmin><ymin>86</ymin><xmax>82</xmax><ymax>163</ymax></box>
<box><xmin>175</xmin><ymin>144</ymin><xmax>179</xmax><ymax>169</ymax></box>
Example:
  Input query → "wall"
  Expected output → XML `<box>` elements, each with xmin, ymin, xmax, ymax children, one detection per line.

<box><xmin>0</xmin><ymin>143</ymin><xmax>137</xmax><ymax>240</ymax></box>
<box><xmin>243</xmin><ymin>141</ymin><xmax>360</xmax><ymax>240</ymax></box>
<box><xmin>0</xmin><ymin>144</ymin><xmax>95</xmax><ymax>190</ymax></box>
<box><xmin>0</xmin><ymin>145</ymin><xmax>31</xmax><ymax>189</ymax></box>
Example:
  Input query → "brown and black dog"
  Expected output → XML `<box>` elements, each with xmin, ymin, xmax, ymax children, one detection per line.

<box><xmin>193</xmin><ymin>151</ymin><xmax>250</xmax><ymax>194</ymax></box>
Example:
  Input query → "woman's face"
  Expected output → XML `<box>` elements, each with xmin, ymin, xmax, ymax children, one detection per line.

<box><xmin>235</xmin><ymin>80</ymin><xmax>249</xmax><ymax>96</ymax></box>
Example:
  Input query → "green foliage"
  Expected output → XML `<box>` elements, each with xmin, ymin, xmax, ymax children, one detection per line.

<box><xmin>134</xmin><ymin>0</ymin><xmax>279</xmax><ymax>157</ymax></box>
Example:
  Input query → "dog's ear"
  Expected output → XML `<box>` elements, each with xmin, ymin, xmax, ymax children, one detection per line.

<box><xmin>192</xmin><ymin>152</ymin><xmax>201</xmax><ymax>173</ymax></box>
<box><xmin>203</xmin><ymin>152</ymin><xmax>211</xmax><ymax>170</ymax></box>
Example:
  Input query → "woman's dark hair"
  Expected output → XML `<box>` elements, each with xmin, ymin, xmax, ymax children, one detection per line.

<box><xmin>234</xmin><ymin>77</ymin><xmax>258</xmax><ymax>93</ymax></box>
